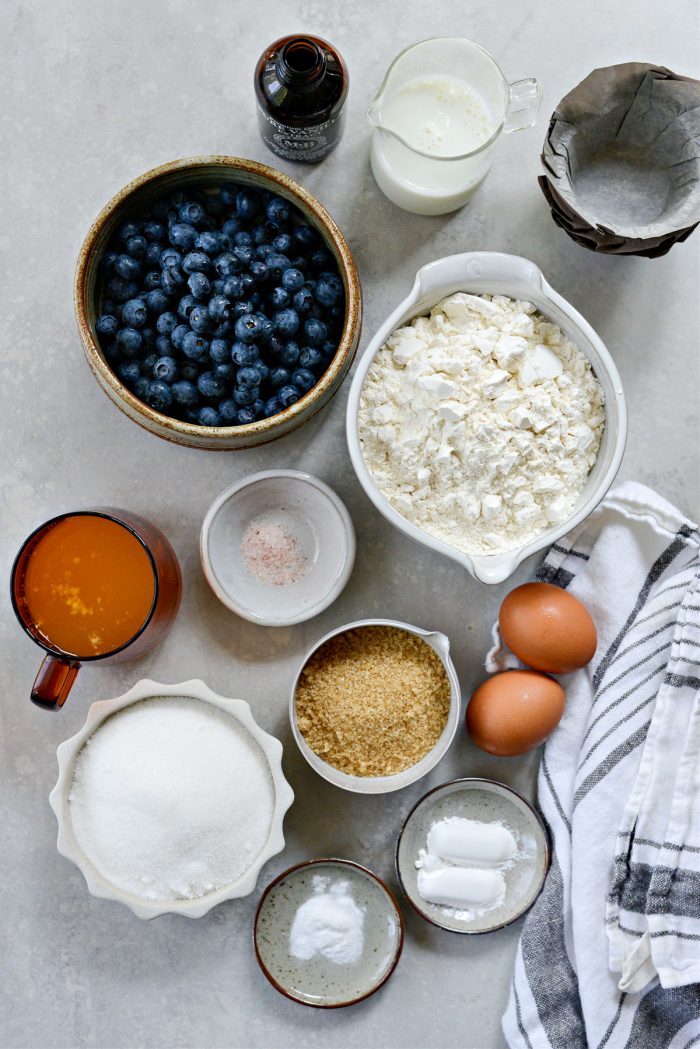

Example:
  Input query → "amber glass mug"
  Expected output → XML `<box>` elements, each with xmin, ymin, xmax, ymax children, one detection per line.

<box><xmin>11</xmin><ymin>508</ymin><xmax>182</xmax><ymax>710</ymax></box>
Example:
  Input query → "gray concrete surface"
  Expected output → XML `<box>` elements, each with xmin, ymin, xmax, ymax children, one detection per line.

<box><xmin>1</xmin><ymin>1</ymin><xmax>698</xmax><ymax>1047</ymax></box>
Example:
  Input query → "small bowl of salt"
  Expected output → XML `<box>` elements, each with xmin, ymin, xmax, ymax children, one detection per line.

<box><xmin>200</xmin><ymin>470</ymin><xmax>356</xmax><ymax>627</ymax></box>
<box><xmin>254</xmin><ymin>858</ymin><xmax>404</xmax><ymax>1007</ymax></box>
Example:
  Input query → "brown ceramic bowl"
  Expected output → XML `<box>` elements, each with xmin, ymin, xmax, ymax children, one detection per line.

<box><xmin>75</xmin><ymin>156</ymin><xmax>362</xmax><ymax>450</ymax></box>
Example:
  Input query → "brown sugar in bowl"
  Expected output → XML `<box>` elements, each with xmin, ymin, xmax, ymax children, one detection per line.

<box><xmin>75</xmin><ymin>156</ymin><xmax>362</xmax><ymax>450</ymax></box>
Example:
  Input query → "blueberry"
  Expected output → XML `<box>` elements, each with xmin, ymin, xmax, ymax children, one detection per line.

<box><xmin>187</xmin><ymin>271</ymin><xmax>210</xmax><ymax>299</ymax></box>
<box><xmin>278</xmin><ymin>341</ymin><xmax>300</xmax><ymax>367</ymax></box>
<box><xmin>213</xmin><ymin>361</ymin><xmax>235</xmax><ymax>382</ymax></box>
<box><xmin>197</xmin><ymin>371</ymin><xmax>227</xmax><ymax>400</ymax></box>
<box><xmin>273</xmin><ymin>233</ymin><xmax>293</xmax><ymax>254</ymax></box>
<box><xmin>96</xmin><ymin>314</ymin><xmax>119</xmax><ymax>337</ymax></box>
<box><xmin>172</xmin><ymin>380</ymin><xmax>199</xmax><ymax>407</ymax></box>
<box><xmin>195</xmin><ymin>230</ymin><xmax>222</xmax><ymax>255</ymax></box>
<box><xmin>240</xmin><ymin>272</ymin><xmax>255</xmax><ymax>296</ymax></box>
<box><xmin>177</xmin><ymin>294</ymin><xmax>198</xmax><ymax>321</ymax></box>
<box><xmin>234</xmin><ymin>230</ymin><xmax>253</xmax><ymax>248</ymax></box>
<box><xmin>189</xmin><ymin>304</ymin><xmax>210</xmax><ymax>334</ymax></box>
<box><xmin>231</xmin><ymin>342</ymin><xmax>259</xmax><ymax>366</ymax></box>
<box><xmin>292</xmin><ymin>367</ymin><xmax>316</xmax><ymax>393</ymax></box>
<box><xmin>146</xmin><ymin>242</ymin><xmax>163</xmax><ymax>265</ymax></box>
<box><xmin>310</xmin><ymin>248</ymin><xmax>332</xmax><ymax>270</ymax></box>
<box><xmin>146</xmin><ymin>288</ymin><xmax>169</xmax><ymax>313</ymax></box>
<box><xmin>259</xmin><ymin>316</ymin><xmax>274</xmax><ymax>341</ymax></box>
<box><xmin>266</xmin><ymin>253</ymin><xmax>290</xmax><ymax>282</ymax></box>
<box><xmin>293</xmin><ymin>224</ymin><xmax>318</xmax><ymax>249</ymax></box>
<box><xmin>182</xmin><ymin>250</ymin><xmax>210</xmax><ymax>274</ymax></box>
<box><xmin>252</xmin><ymin>398</ymin><xmax>266</xmax><ymax>419</ymax></box>
<box><xmin>156</xmin><ymin>311</ymin><xmax>178</xmax><ymax>335</ymax></box>
<box><xmin>222</xmin><ymin>276</ymin><xmax>243</xmax><ymax>300</ymax></box>
<box><xmin>141</xmin><ymin>326</ymin><xmax>155</xmax><ymax>349</ymax></box>
<box><xmin>304</xmin><ymin>317</ymin><xmax>327</xmax><ymax>346</ymax></box>
<box><xmin>210</xmin><ymin>278</ymin><xmax>226</xmax><ymax>295</ymax></box>
<box><xmin>209</xmin><ymin>337</ymin><xmax>230</xmax><ymax>363</ymax></box>
<box><xmin>101</xmin><ymin>251</ymin><xmax>118</xmax><ymax>274</ymax></box>
<box><xmin>212</xmin><ymin>320</ymin><xmax>233</xmax><ymax>339</ymax></box>
<box><xmin>251</xmin><ymin>224</ymin><xmax>268</xmax><ymax>246</ymax></box>
<box><xmin>155</xmin><ymin>334</ymin><xmax>172</xmax><ymax>355</ymax></box>
<box><xmin>179</xmin><ymin>361</ymin><xmax>200</xmax><ymax>383</ymax></box>
<box><xmin>281</xmin><ymin>267</ymin><xmax>304</xmax><ymax>292</ymax></box>
<box><xmin>118</xmin><ymin>220</ymin><xmax>141</xmax><ymax>243</ymax></box>
<box><xmin>264</xmin><ymin>396</ymin><xmax>282</xmax><ymax>418</ymax></box>
<box><xmin>233</xmin><ymin>385</ymin><xmax>258</xmax><ymax>406</ymax></box>
<box><xmin>171</xmin><ymin>323</ymin><xmax>190</xmax><ymax>350</ymax></box>
<box><xmin>132</xmin><ymin>376</ymin><xmax>151</xmax><ymax>401</ymax></box>
<box><xmin>178</xmin><ymin>202</ymin><xmax>206</xmax><ymax>227</ymax></box>
<box><xmin>214</xmin><ymin>252</ymin><xmax>240</xmax><ymax>277</ymax></box>
<box><xmin>238</xmin><ymin>365</ymin><xmax>262</xmax><ymax>387</ymax></box>
<box><xmin>249</xmin><ymin>260</ymin><xmax>269</xmax><ymax>284</ymax></box>
<box><xmin>141</xmin><ymin>352</ymin><xmax>158</xmax><ymax>375</ymax></box>
<box><xmin>235</xmin><ymin>406</ymin><xmax>256</xmax><ymax>425</ymax></box>
<box><xmin>267</xmin><ymin>197</ymin><xmax>291</xmax><ymax>225</ymax></box>
<box><xmin>299</xmin><ymin>346</ymin><xmax>323</xmax><ymax>370</ymax></box>
<box><xmin>256</xmin><ymin>243</ymin><xmax>274</xmax><ymax>260</ymax></box>
<box><xmin>236</xmin><ymin>188</ymin><xmax>263</xmax><ymax>220</ymax></box>
<box><xmin>233</xmin><ymin>245</ymin><xmax>254</xmax><ymax>267</ymax></box>
<box><xmin>125</xmin><ymin>235</ymin><xmax>147</xmax><ymax>259</ymax></box>
<box><xmin>198</xmin><ymin>406</ymin><xmax>222</xmax><ymax>427</ymax></box>
<box><xmin>222</xmin><ymin>217</ymin><xmax>243</xmax><ymax>240</ymax></box>
<box><xmin>278</xmin><ymin>384</ymin><xmax>301</xmax><ymax>408</ymax></box>
<box><xmin>290</xmin><ymin>255</ymin><xmax>309</xmax><ymax>273</ymax></box>
<box><xmin>146</xmin><ymin>380</ymin><xmax>173</xmax><ymax>411</ymax></box>
<box><xmin>160</xmin><ymin>247</ymin><xmax>182</xmax><ymax>269</ymax></box>
<box><xmin>169</xmin><ymin>222</ymin><xmax>197</xmax><ymax>250</ymax></box>
<box><xmin>219</xmin><ymin>184</ymin><xmax>238</xmax><ymax>206</ymax></box>
<box><xmin>144</xmin><ymin>221</ymin><xmax>166</xmax><ymax>241</ymax></box>
<box><xmin>153</xmin><ymin>356</ymin><xmax>178</xmax><ymax>383</ymax></box>
<box><xmin>116</xmin><ymin>327</ymin><xmax>142</xmax><ymax>357</ymax></box>
<box><xmin>292</xmin><ymin>287</ymin><xmax>314</xmax><ymax>315</ymax></box>
<box><xmin>273</xmin><ymin>307</ymin><xmax>300</xmax><ymax>337</ymax></box>
<box><xmin>219</xmin><ymin>398</ymin><xmax>238</xmax><ymax>423</ymax></box>
<box><xmin>121</xmin><ymin>298</ymin><xmax>148</xmax><ymax>328</ymax></box>
<box><xmin>112</xmin><ymin>253</ymin><xmax>139</xmax><ymax>281</ymax></box>
<box><xmin>269</xmin><ymin>366</ymin><xmax>290</xmax><ymax>389</ymax></box>
<box><xmin>161</xmin><ymin>266</ymin><xmax>186</xmax><ymax>295</ymax></box>
<box><xmin>315</xmin><ymin>272</ymin><xmax>343</xmax><ymax>307</ymax></box>
<box><xmin>116</xmin><ymin>360</ymin><xmax>141</xmax><ymax>384</ymax></box>
<box><xmin>321</xmin><ymin>339</ymin><xmax>337</xmax><ymax>356</ymax></box>
<box><xmin>267</xmin><ymin>333</ymin><xmax>284</xmax><ymax>356</ymax></box>
<box><xmin>269</xmin><ymin>286</ymin><xmax>290</xmax><ymax>309</ymax></box>
<box><xmin>234</xmin><ymin>313</ymin><xmax>264</xmax><ymax>343</ymax></box>
<box><xmin>208</xmin><ymin>294</ymin><xmax>231</xmax><ymax>323</ymax></box>
<box><xmin>182</xmin><ymin>330</ymin><xmax>209</xmax><ymax>360</ymax></box>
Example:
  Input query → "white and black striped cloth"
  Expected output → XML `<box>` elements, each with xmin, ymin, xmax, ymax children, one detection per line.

<box><xmin>487</xmin><ymin>482</ymin><xmax>700</xmax><ymax>1049</ymax></box>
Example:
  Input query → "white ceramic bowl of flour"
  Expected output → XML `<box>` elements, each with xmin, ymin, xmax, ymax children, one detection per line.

<box><xmin>49</xmin><ymin>679</ymin><xmax>294</xmax><ymax>919</ymax></box>
<box><xmin>346</xmin><ymin>252</ymin><xmax>627</xmax><ymax>584</ymax></box>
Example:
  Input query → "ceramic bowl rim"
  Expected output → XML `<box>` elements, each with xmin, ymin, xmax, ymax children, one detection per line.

<box><xmin>48</xmin><ymin>678</ymin><xmax>295</xmax><ymax>919</ymax></box>
<box><xmin>345</xmin><ymin>251</ymin><xmax>627</xmax><ymax>584</ymax></box>
<box><xmin>394</xmin><ymin>776</ymin><xmax>551</xmax><ymax>934</ymax></box>
<box><xmin>74</xmin><ymin>155</ymin><xmax>362</xmax><ymax>449</ymax></box>
<box><xmin>289</xmin><ymin>618</ymin><xmax>462</xmax><ymax>794</ymax></box>
<box><xmin>253</xmin><ymin>856</ymin><xmax>405</xmax><ymax>1008</ymax></box>
<box><xmin>199</xmin><ymin>469</ymin><xmax>356</xmax><ymax>626</ymax></box>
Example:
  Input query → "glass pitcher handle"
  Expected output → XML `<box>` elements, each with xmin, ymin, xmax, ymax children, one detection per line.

<box><xmin>31</xmin><ymin>655</ymin><xmax>80</xmax><ymax>710</ymax></box>
<box><xmin>504</xmin><ymin>78</ymin><xmax>543</xmax><ymax>133</ymax></box>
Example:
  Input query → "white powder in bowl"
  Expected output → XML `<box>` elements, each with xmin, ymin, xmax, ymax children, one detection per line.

<box><xmin>68</xmin><ymin>696</ymin><xmax>275</xmax><ymax>901</ymax></box>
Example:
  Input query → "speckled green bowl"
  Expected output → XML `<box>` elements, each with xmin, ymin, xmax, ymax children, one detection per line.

<box><xmin>254</xmin><ymin>858</ymin><xmax>404</xmax><ymax>1007</ymax></box>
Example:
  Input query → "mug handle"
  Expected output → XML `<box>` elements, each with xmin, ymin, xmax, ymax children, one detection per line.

<box><xmin>31</xmin><ymin>655</ymin><xmax>80</xmax><ymax>710</ymax></box>
<box><xmin>504</xmin><ymin>78</ymin><xmax>543</xmax><ymax>133</ymax></box>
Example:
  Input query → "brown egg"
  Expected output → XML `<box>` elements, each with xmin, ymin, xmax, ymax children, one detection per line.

<box><xmin>466</xmin><ymin>670</ymin><xmax>565</xmax><ymax>756</ymax></box>
<box><xmin>499</xmin><ymin>582</ymin><xmax>597</xmax><ymax>674</ymax></box>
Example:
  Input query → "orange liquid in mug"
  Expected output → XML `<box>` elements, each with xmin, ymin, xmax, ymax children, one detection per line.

<box><xmin>21</xmin><ymin>516</ymin><xmax>155</xmax><ymax>658</ymax></box>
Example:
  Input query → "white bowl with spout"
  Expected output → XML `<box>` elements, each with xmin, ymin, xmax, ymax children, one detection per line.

<box><xmin>289</xmin><ymin>618</ymin><xmax>462</xmax><ymax>794</ymax></box>
<box><xmin>346</xmin><ymin>252</ymin><xmax>627</xmax><ymax>585</ymax></box>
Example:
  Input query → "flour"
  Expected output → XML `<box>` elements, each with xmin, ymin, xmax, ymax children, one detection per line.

<box><xmin>358</xmin><ymin>293</ymin><xmax>605</xmax><ymax>555</ymax></box>
<box><xmin>288</xmin><ymin>875</ymin><xmax>365</xmax><ymax>965</ymax></box>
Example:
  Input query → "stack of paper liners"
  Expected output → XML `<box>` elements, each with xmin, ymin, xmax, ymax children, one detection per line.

<box><xmin>539</xmin><ymin>63</ymin><xmax>700</xmax><ymax>258</ymax></box>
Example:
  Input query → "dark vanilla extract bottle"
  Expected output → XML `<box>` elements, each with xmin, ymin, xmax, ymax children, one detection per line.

<box><xmin>255</xmin><ymin>35</ymin><xmax>348</xmax><ymax>163</ymax></box>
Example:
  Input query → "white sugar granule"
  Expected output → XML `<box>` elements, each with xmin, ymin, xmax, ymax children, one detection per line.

<box><xmin>69</xmin><ymin>696</ymin><xmax>275</xmax><ymax>901</ymax></box>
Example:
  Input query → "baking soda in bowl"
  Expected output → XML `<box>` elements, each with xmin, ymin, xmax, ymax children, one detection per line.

<box><xmin>68</xmin><ymin>697</ymin><xmax>275</xmax><ymax>901</ymax></box>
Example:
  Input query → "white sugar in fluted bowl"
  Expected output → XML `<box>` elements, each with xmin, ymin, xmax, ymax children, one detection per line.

<box><xmin>346</xmin><ymin>252</ymin><xmax>627</xmax><ymax>584</ymax></box>
<box><xmin>200</xmin><ymin>470</ymin><xmax>355</xmax><ymax>627</ymax></box>
<box><xmin>48</xmin><ymin>679</ymin><xmax>294</xmax><ymax>919</ymax></box>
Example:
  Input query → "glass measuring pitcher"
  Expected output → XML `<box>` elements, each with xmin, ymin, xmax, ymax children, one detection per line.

<box><xmin>367</xmin><ymin>38</ymin><xmax>542</xmax><ymax>215</ymax></box>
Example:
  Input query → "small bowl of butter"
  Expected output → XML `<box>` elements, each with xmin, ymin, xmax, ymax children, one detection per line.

<box><xmin>395</xmin><ymin>777</ymin><xmax>549</xmax><ymax>933</ymax></box>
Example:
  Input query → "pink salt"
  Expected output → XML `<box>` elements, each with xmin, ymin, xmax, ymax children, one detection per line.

<box><xmin>241</xmin><ymin>516</ymin><xmax>308</xmax><ymax>586</ymax></box>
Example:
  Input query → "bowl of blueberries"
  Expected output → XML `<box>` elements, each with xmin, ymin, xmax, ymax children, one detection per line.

<box><xmin>75</xmin><ymin>156</ymin><xmax>362</xmax><ymax>449</ymax></box>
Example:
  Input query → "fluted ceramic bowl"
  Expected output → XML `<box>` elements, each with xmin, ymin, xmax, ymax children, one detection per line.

<box><xmin>75</xmin><ymin>156</ymin><xmax>362</xmax><ymax>449</ymax></box>
<box><xmin>49</xmin><ymin>678</ymin><xmax>294</xmax><ymax>919</ymax></box>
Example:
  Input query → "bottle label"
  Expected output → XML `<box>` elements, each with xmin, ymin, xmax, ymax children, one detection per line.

<box><xmin>256</xmin><ymin>104</ymin><xmax>343</xmax><ymax>162</ymax></box>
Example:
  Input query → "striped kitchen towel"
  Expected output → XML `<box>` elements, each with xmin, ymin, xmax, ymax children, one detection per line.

<box><xmin>487</xmin><ymin>482</ymin><xmax>700</xmax><ymax>1049</ymax></box>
